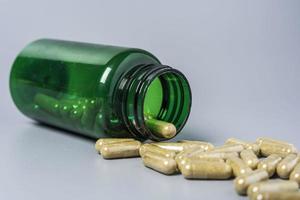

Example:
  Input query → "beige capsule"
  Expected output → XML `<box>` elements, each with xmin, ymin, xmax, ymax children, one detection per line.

<box><xmin>191</xmin><ymin>151</ymin><xmax>239</xmax><ymax>161</ymax></box>
<box><xmin>250</xmin><ymin>191</ymin><xmax>300</xmax><ymax>200</ymax></box>
<box><xmin>257</xmin><ymin>154</ymin><xmax>282</xmax><ymax>177</ymax></box>
<box><xmin>256</xmin><ymin>137</ymin><xmax>292</xmax><ymax>146</ymax></box>
<box><xmin>234</xmin><ymin>169</ymin><xmax>269</xmax><ymax>195</ymax></box>
<box><xmin>95</xmin><ymin>138</ymin><xmax>135</xmax><ymax>152</ymax></box>
<box><xmin>100</xmin><ymin>140</ymin><xmax>141</xmax><ymax>159</ymax></box>
<box><xmin>211</xmin><ymin>144</ymin><xmax>244</xmax><ymax>153</ymax></box>
<box><xmin>226</xmin><ymin>155</ymin><xmax>253</xmax><ymax>177</ymax></box>
<box><xmin>178</xmin><ymin>140</ymin><xmax>214</xmax><ymax>151</ymax></box>
<box><xmin>276</xmin><ymin>154</ymin><xmax>300</xmax><ymax>179</ymax></box>
<box><xmin>180</xmin><ymin>159</ymin><xmax>232</xmax><ymax>179</ymax></box>
<box><xmin>175</xmin><ymin>147</ymin><xmax>205</xmax><ymax>163</ymax></box>
<box><xmin>142</xmin><ymin>151</ymin><xmax>178</xmax><ymax>175</ymax></box>
<box><xmin>176</xmin><ymin>155</ymin><xmax>224</xmax><ymax>172</ymax></box>
<box><xmin>290</xmin><ymin>162</ymin><xmax>300</xmax><ymax>186</ymax></box>
<box><xmin>247</xmin><ymin>180</ymin><xmax>299</xmax><ymax>197</ymax></box>
<box><xmin>226</xmin><ymin>138</ymin><xmax>260</xmax><ymax>155</ymax></box>
<box><xmin>153</xmin><ymin>142</ymin><xmax>204</xmax><ymax>153</ymax></box>
<box><xmin>240</xmin><ymin>149</ymin><xmax>259</xmax><ymax>169</ymax></box>
<box><xmin>256</xmin><ymin>137</ymin><xmax>297</xmax><ymax>157</ymax></box>
<box><xmin>152</xmin><ymin>142</ymin><xmax>186</xmax><ymax>152</ymax></box>
<box><xmin>145</xmin><ymin>118</ymin><xmax>177</xmax><ymax>139</ymax></box>
<box><xmin>139</xmin><ymin>144</ymin><xmax>176</xmax><ymax>158</ymax></box>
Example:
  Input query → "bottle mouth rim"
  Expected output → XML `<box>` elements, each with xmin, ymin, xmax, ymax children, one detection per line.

<box><xmin>120</xmin><ymin>64</ymin><xmax>192</xmax><ymax>141</ymax></box>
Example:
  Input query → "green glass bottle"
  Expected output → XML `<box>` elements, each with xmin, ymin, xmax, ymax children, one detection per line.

<box><xmin>10</xmin><ymin>39</ymin><xmax>192</xmax><ymax>141</ymax></box>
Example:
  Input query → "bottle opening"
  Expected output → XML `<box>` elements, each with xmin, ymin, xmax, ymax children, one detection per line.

<box><xmin>120</xmin><ymin>64</ymin><xmax>192</xmax><ymax>141</ymax></box>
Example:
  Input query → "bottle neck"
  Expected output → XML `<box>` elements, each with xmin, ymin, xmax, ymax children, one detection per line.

<box><xmin>118</xmin><ymin>64</ymin><xmax>192</xmax><ymax>141</ymax></box>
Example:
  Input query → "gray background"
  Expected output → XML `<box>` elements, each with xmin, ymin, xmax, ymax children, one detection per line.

<box><xmin>1</xmin><ymin>0</ymin><xmax>300</xmax><ymax>199</ymax></box>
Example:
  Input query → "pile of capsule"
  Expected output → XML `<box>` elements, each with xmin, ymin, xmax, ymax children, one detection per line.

<box><xmin>95</xmin><ymin>137</ymin><xmax>300</xmax><ymax>200</ymax></box>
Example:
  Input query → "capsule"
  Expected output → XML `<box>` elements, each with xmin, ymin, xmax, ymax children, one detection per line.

<box><xmin>234</xmin><ymin>169</ymin><xmax>269</xmax><ymax>195</ymax></box>
<box><xmin>100</xmin><ymin>140</ymin><xmax>141</xmax><ymax>159</ymax></box>
<box><xmin>180</xmin><ymin>159</ymin><xmax>232</xmax><ymax>179</ymax></box>
<box><xmin>250</xmin><ymin>191</ymin><xmax>300</xmax><ymax>200</ymax></box>
<box><xmin>139</xmin><ymin>144</ymin><xmax>176</xmax><ymax>158</ymax></box>
<box><xmin>176</xmin><ymin>155</ymin><xmax>224</xmax><ymax>172</ymax></box>
<box><xmin>178</xmin><ymin>140</ymin><xmax>214</xmax><ymax>151</ymax></box>
<box><xmin>257</xmin><ymin>154</ymin><xmax>282</xmax><ymax>177</ymax></box>
<box><xmin>175</xmin><ymin>147</ymin><xmax>205</xmax><ymax>164</ymax></box>
<box><xmin>145</xmin><ymin>118</ymin><xmax>177</xmax><ymax>139</ymax></box>
<box><xmin>290</xmin><ymin>162</ymin><xmax>300</xmax><ymax>186</ymax></box>
<box><xmin>95</xmin><ymin>138</ymin><xmax>135</xmax><ymax>152</ymax></box>
<box><xmin>247</xmin><ymin>180</ymin><xmax>299</xmax><ymax>197</ymax></box>
<box><xmin>153</xmin><ymin>142</ymin><xmax>205</xmax><ymax>153</ymax></box>
<box><xmin>175</xmin><ymin>149</ymin><xmax>222</xmax><ymax>171</ymax></box>
<box><xmin>152</xmin><ymin>142</ymin><xmax>186</xmax><ymax>152</ymax></box>
<box><xmin>276</xmin><ymin>154</ymin><xmax>299</xmax><ymax>179</ymax></box>
<box><xmin>256</xmin><ymin>137</ymin><xmax>297</xmax><ymax>157</ymax></box>
<box><xmin>191</xmin><ymin>151</ymin><xmax>239</xmax><ymax>160</ymax></box>
<box><xmin>240</xmin><ymin>149</ymin><xmax>259</xmax><ymax>169</ymax></box>
<box><xmin>256</xmin><ymin>137</ymin><xmax>291</xmax><ymax>146</ymax></box>
<box><xmin>34</xmin><ymin>93</ymin><xmax>60</xmax><ymax>116</ymax></box>
<box><xmin>226</xmin><ymin>155</ymin><xmax>253</xmax><ymax>177</ymax></box>
<box><xmin>142</xmin><ymin>151</ymin><xmax>178</xmax><ymax>175</ymax></box>
<box><xmin>211</xmin><ymin>144</ymin><xmax>244</xmax><ymax>153</ymax></box>
<box><xmin>226</xmin><ymin>138</ymin><xmax>260</xmax><ymax>155</ymax></box>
